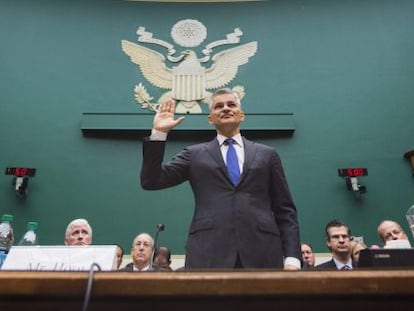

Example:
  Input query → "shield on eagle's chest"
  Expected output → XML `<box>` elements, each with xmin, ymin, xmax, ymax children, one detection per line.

<box><xmin>172</xmin><ymin>55</ymin><xmax>206</xmax><ymax>101</ymax></box>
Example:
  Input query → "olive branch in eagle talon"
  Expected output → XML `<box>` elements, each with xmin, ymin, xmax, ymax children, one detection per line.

<box><xmin>134</xmin><ymin>83</ymin><xmax>159</xmax><ymax>112</ymax></box>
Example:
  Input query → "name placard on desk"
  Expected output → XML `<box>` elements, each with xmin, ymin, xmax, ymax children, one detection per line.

<box><xmin>1</xmin><ymin>245</ymin><xmax>117</xmax><ymax>271</ymax></box>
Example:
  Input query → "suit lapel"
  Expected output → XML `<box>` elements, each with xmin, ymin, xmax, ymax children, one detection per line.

<box><xmin>204</xmin><ymin>137</ymin><xmax>257</xmax><ymax>187</ymax></box>
<box><xmin>241</xmin><ymin>138</ymin><xmax>256</xmax><ymax>182</ymax></box>
<box><xmin>205</xmin><ymin>138</ymin><xmax>226</xmax><ymax>169</ymax></box>
<box><xmin>205</xmin><ymin>139</ymin><xmax>235</xmax><ymax>186</ymax></box>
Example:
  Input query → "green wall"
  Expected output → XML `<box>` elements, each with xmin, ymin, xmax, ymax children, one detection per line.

<box><xmin>1</xmin><ymin>0</ymin><xmax>413</xmax><ymax>253</ymax></box>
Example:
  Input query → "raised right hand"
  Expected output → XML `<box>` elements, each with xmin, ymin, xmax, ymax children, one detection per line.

<box><xmin>153</xmin><ymin>98</ymin><xmax>185</xmax><ymax>133</ymax></box>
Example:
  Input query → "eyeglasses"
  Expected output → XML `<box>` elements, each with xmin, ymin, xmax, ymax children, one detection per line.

<box><xmin>329</xmin><ymin>234</ymin><xmax>350</xmax><ymax>240</ymax></box>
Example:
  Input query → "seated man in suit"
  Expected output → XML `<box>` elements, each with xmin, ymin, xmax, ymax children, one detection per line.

<box><xmin>119</xmin><ymin>233</ymin><xmax>164</xmax><ymax>272</ymax></box>
<box><xmin>64</xmin><ymin>218</ymin><xmax>92</xmax><ymax>246</ymax></box>
<box><xmin>315</xmin><ymin>219</ymin><xmax>354</xmax><ymax>270</ymax></box>
<box><xmin>377</xmin><ymin>220</ymin><xmax>411</xmax><ymax>248</ymax></box>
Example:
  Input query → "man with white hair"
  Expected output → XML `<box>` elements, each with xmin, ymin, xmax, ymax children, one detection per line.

<box><xmin>64</xmin><ymin>218</ymin><xmax>92</xmax><ymax>246</ymax></box>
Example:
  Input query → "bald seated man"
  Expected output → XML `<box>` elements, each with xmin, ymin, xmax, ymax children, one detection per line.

<box><xmin>119</xmin><ymin>233</ymin><xmax>166</xmax><ymax>272</ymax></box>
<box><xmin>377</xmin><ymin>220</ymin><xmax>410</xmax><ymax>247</ymax></box>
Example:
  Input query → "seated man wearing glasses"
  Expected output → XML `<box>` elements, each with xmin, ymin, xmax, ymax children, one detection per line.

<box><xmin>315</xmin><ymin>219</ymin><xmax>355</xmax><ymax>270</ymax></box>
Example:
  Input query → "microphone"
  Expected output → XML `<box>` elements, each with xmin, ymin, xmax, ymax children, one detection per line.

<box><xmin>156</xmin><ymin>223</ymin><xmax>165</xmax><ymax>233</ymax></box>
<box><xmin>150</xmin><ymin>224</ymin><xmax>165</xmax><ymax>270</ymax></box>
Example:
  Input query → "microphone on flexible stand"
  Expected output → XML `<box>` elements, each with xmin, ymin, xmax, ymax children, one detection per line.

<box><xmin>149</xmin><ymin>224</ymin><xmax>165</xmax><ymax>271</ymax></box>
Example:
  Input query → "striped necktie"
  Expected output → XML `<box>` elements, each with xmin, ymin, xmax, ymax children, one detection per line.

<box><xmin>225</xmin><ymin>138</ymin><xmax>240</xmax><ymax>186</ymax></box>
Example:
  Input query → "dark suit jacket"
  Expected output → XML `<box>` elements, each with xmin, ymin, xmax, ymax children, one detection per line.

<box><xmin>315</xmin><ymin>259</ymin><xmax>338</xmax><ymax>270</ymax></box>
<box><xmin>118</xmin><ymin>262</ymin><xmax>165</xmax><ymax>272</ymax></box>
<box><xmin>315</xmin><ymin>259</ymin><xmax>356</xmax><ymax>270</ymax></box>
<box><xmin>141</xmin><ymin>137</ymin><xmax>301</xmax><ymax>269</ymax></box>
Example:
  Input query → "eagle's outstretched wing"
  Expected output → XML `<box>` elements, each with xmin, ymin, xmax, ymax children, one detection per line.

<box><xmin>205</xmin><ymin>41</ymin><xmax>258</xmax><ymax>90</ymax></box>
<box><xmin>121</xmin><ymin>40</ymin><xmax>172</xmax><ymax>89</ymax></box>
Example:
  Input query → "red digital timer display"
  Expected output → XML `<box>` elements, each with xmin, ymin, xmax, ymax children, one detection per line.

<box><xmin>4</xmin><ymin>167</ymin><xmax>37</xmax><ymax>177</ymax></box>
<box><xmin>338</xmin><ymin>168</ymin><xmax>368</xmax><ymax>177</ymax></box>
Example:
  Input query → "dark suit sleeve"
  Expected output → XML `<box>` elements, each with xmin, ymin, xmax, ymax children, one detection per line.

<box><xmin>269</xmin><ymin>151</ymin><xmax>301</xmax><ymax>261</ymax></box>
<box><xmin>118</xmin><ymin>263</ymin><xmax>134</xmax><ymax>271</ymax></box>
<box><xmin>140</xmin><ymin>138</ymin><xmax>190</xmax><ymax>190</ymax></box>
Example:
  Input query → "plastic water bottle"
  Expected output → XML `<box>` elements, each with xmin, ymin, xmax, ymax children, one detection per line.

<box><xmin>0</xmin><ymin>214</ymin><xmax>14</xmax><ymax>267</ymax></box>
<box><xmin>18</xmin><ymin>221</ymin><xmax>39</xmax><ymax>246</ymax></box>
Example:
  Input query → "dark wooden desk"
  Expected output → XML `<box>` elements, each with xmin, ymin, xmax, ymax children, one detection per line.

<box><xmin>0</xmin><ymin>269</ymin><xmax>413</xmax><ymax>310</ymax></box>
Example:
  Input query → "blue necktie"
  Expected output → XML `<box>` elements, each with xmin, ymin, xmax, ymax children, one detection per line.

<box><xmin>225</xmin><ymin>138</ymin><xmax>240</xmax><ymax>186</ymax></box>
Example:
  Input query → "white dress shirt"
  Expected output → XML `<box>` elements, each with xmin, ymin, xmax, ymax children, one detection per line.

<box><xmin>333</xmin><ymin>258</ymin><xmax>353</xmax><ymax>270</ymax></box>
<box><xmin>217</xmin><ymin>133</ymin><xmax>244</xmax><ymax>174</ymax></box>
<box><xmin>133</xmin><ymin>264</ymin><xmax>151</xmax><ymax>271</ymax></box>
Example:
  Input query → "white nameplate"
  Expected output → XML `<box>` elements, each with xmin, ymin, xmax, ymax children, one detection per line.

<box><xmin>1</xmin><ymin>245</ymin><xmax>117</xmax><ymax>271</ymax></box>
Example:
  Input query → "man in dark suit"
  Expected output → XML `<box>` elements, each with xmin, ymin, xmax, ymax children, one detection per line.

<box><xmin>141</xmin><ymin>88</ymin><xmax>301</xmax><ymax>270</ymax></box>
<box><xmin>119</xmin><ymin>233</ymin><xmax>164</xmax><ymax>272</ymax></box>
<box><xmin>315</xmin><ymin>219</ymin><xmax>355</xmax><ymax>270</ymax></box>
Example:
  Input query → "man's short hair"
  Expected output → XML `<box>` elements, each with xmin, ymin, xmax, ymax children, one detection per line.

<box><xmin>65</xmin><ymin>218</ymin><xmax>92</xmax><ymax>238</ymax></box>
<box><xmin>324</xmin><ymin>219</ymin><xmax>351</xmax><ymax>239</ymax></box>
<box><xmin>132</xmin><ymin>233</ymin><xmax>154</xmax><ymax>249</ymax></box>
<box><xmin>208</xmin><ymin>88</ymin><xmax>241</xmax><ymax>110</ymax></box>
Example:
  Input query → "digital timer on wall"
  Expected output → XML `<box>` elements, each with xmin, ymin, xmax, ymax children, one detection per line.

<box><xmin>338</xmin><ymin>167</ymin><xmax>368</xmax><ymax>197</ymax></box>
<box><xmin>337</xmin><ymin>168</ymin><xmax>368</xmax><ymax>178</ymax></box>
<box><xmin>4</xmin><ymin>167</ymin><xmax>37</xmax><ymax>197</ymax></box>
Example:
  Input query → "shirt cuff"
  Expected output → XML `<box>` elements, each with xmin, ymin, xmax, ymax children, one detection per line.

<box><xmin>150</xmin><ymin>129</ymin><xmax>168</xmax><ymax>141</ymax></box>
<box><xmin>284</xmin><ymin>257</ymin><xmax>301</xmax><ymax>269</ymax></box>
